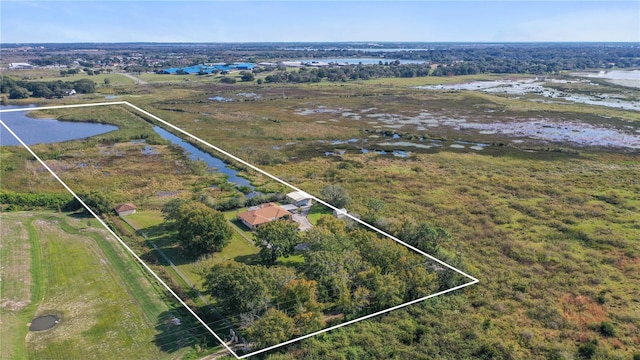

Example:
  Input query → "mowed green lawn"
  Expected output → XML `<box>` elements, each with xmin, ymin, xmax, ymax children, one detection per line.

<box><xmin>0</xmin><ymin>212</ymin><xmax>190</xmax><ymax>360</ymax></box>
<box><xmin>129</xmin><ymin>210</ymin><xmax>260</xmax><ymax>288</ymax></box>
<box><xmin>125</xmin><ymin>210</ymin><xmax>165</xmax><ymax>230</ymax></box>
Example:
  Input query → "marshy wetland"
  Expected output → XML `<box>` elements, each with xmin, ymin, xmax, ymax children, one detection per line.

<box><xmin>1</xmin><ymin>65</ymin><xmax>639</xmax><ymax>359</ymax></box>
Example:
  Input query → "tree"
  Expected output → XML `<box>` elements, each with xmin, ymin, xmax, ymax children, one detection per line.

<box><xmin>240</xmin><ymin>71</ymin><xmax>255</xmax><ymax>82</ymax></box>
<box><xmin>103</xmin><ymin>78</ymin><xmax>111</xmax><ymax>86</ymax></box>
<box><xmin>173</xmin><ymin>202</ymin><xmax>232</xmax><ymax>254</ymax></box>
<box><xmin>396</xmin><ymin>221</ymin><xmax>451</xmax><ymax>255</ymax></box>
<box><xmin>254</xmin><ymin>220</ymin><xmax>300</xmax><ymax>265</ymax></box>
<box><xmin>72</xmin><ymin>79</ymin><xmax>96</xmax><ymax>93</ymax></box>
<box><xmin>204</xmin><ymin>261</ymin><xmax>274</xmax><ymax>315</ymax></box>
<box><xmin>279</xmin><ymin>279</ymin><xmax>321</xmax><ymax>316</ymax></box>
<box><xmin>9</xmin><ymin>87</ymin><xmax>29</xmax><ymax>99</ymax></box>
<box><xmin>31</xmin><ymin>83</ymin><xmax>53</xmax><ymax>98</ymax></box>
<box><xmin>372</xmin><ymin>273</ymin><xmax>405</xmax><ymax>310</ymax></box>
<box><xmin>302</xmin><ymin>250</ymin><xmax>366</xmax><ymax>302</ymax></box>
<box><xmin>161</xmin><ymin>198</ymin><xmax>186</xmax><ymax>223</ymax></box>
<box><xmin>320</xmin><ymin>184</ymin><xmax>350</xmax><ymax>208</ymax></box>
<box><xmin>246</xmin><ymin>308</ymin><xmax>295</xmax><ymax>348</ymax></box>
<box><xmin>76</xmin><ymin>191</ymin><xmax>112</xmax><ymax>216</ymax></box>
<box><xmin>220</xmin><ymin>77</ymin><xmax>236</xmax><ymax>84</ymax></box>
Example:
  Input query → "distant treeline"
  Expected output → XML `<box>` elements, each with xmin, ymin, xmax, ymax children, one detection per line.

<box><xmin>0</xmin><ymin>76</ymin><xmax>96</xmax><ymax>99</ymax></box>
<box><xmin>259</xmin><ymin>45</ymin><xmax>640</xmax><ymax>83</ymax></box>
<box><xmin>261</xmin><ymin>61</ymin><xmax>535</xmax><ymax>84</ymax></box>
<box><xmin>13</xmin><ymin>43</ymin><xmax>638</xmax><ymax>75</ymax></box>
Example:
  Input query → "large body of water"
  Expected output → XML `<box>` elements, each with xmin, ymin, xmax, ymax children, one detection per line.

<box><xmin>571</xmin><ymin>70</ymin><xmax>640</xmax><ymax>88</ymax></box>
<box><xmin>0</xmin><ymin>105</ymin><xmax>118</xmax><ymax>146</ymax></box>
<box><xmin>152</xmin><ymin>126</ymin><xmax>253</xmax><ymax>189</ymax></box>
<box><xmin>297</xmin><ymin>58</ymin><xmax>426</xmax><ymax>65</ymax></box>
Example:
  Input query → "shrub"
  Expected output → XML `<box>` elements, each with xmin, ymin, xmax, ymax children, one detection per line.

<box><xmin>598</xmin><ymin>321</ymin><xmax>615</xmax><ymax>337</ymax></box>
<box><xmin>577</xmin><ymin>340</ymin><xmax>598</xmax><ymax>359</ymax></box>
<box><xmin>220</xmin><ymin>77</ymin><xmax>236</xmax><ymax>84</ymax></box>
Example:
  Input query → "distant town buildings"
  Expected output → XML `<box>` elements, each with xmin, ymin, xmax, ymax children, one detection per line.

<box><xmin>161</xmin><ymin>63</ymin><xmax>255</xmax><ymax>74</ymax></box>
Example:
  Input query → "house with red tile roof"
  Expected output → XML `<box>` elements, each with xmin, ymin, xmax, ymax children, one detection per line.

<box><xmin>237</xmin><ymin>203</ymin><xmax>292</xmax><ymax>230</ymax></box>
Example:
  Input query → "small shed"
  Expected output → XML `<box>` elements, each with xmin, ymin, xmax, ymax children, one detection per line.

<box><xmin>333</xmin><ymin>208</ymin><xmax>348</xmax><ymax>219</ymax></box>
<box><xmin>286</xmin><ymin>191</ymin><xmax>313</xmax><ymax>207</ymax></box>
<box><xmin>114</xmin><ymin>203</ymin><xmax>137</xmax><ymax>216</ymax></box>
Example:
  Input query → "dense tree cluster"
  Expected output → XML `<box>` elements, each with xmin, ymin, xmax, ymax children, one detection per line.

<box><xmin>0</xmin><ymin>191</ymin><xmax>75</xmax><ymax>211</ymax></box>
<box><xmin>257</xmin><ymin>44</ymin><xmax>640</xmax><ymax>83</ymax></box>
<box><xmin>202</xmin><ymin>214</ymin><xmax>454</xmax><ymax>348</ymax></box>
<box><xmin>0</xmin><ymin>76</ymin><xmax>95</xmax><ymax>99</ymax></box>
<box><xmin>211</xmin><ymin>192</ymin><xmax>285</xmax><ymax>212</ymax></box>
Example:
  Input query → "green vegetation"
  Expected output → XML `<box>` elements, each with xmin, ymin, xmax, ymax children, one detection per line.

<box><xmin>167</xmin><ymin>202</ymin><xmax>233</xmax><ymax>254</ymax></box>
<box><xmin>0</xmin><ymin>191</ymin><xmax>74</xmax><ymax>211</ymax></box>
<box><xmin>254</xmin><ymin>220</ymin><xmax>301</xmax><ymax>265</ymax></box>
<box><xmin>1</xmin><ymin>76</ymin><xmax>96</xmax><ymax>99</ymax></box>
<box><xmin>319</xmin><ymin>184</ymin><xmax>350</xmax><ymax>208</ymax></box>
<box><xmin>75</xmin><ymin>190</ymin><xmax>113</xmax><ymax>215</ymax></box>
<box><xmin>0</xmin><ymin>212</ymin><xmax>193</xmax><ymax>360</ymax></box>
<box><xmin>2</xmin><ymin>62</ymin><xmax>639</xmax><ymax>359</ymax></box>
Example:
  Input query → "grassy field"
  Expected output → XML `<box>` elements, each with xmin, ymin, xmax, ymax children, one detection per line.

<box><xmin>0</xmin><ymin>213</ymin><xmax>42</xmax><ymax>360</ymax></box>
<box><xmin>7</xmin><ymin>69</ymin><xmax>136</xmax><ymax>87</ymax></box>
<box><xmin>136</xmin><ymin>72</ymin><xmax>244</xmax><ymax>84</ymax></box>
<box><xmin>0</xmin><ymin>211</ymin><xmax>199</xmax><ymax>360</ymax></box>
<box><xmin>263</xmin><ymin>149</ymin><xmax>640</xmax><ymax>358</ymax></box>
<box><xmin>2</xmin><ymin>69</ymin><xmax>639</xmax><ymax>358</ymax></box>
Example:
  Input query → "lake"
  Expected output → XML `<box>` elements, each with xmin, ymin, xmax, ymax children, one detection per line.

<box><xmin>152</xmin><ymin>126</ymin><xmax>254</xmax><ymax>189</ymax></box>
<box><xmin>0</xmin><ymin>105</ymin><xmax>118</xmax><ymax>146</ymax></box>
<box><xmin>571</xmin><ymin>70</ymin><xmax>640</xmax><ymax>88</ymax></box>
<box><xmin>296</xmin><ymin>58</ymin><xmax>426</xmax><ymax>65</ymax></box>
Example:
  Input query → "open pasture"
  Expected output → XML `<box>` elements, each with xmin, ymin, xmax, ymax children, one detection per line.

<box><xmin>0</xmin><ymin>211</ymin><xmax>199</xmax><ymax>360</ymax></box>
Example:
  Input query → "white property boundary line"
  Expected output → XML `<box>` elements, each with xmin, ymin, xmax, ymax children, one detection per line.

<box><xmin>0</xmin><ymin>102</ymin><xmax>479</xmax><ymax>359</ymax></box>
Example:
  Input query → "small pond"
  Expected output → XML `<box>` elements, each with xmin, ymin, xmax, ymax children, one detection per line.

<box><xmin>29</xmin><ymin>314</ymin><xmax>60</xmax><ymax>331</ymax></box>
<box><xmin>152</xmin><ymin>126</ymin><xmax>254</xmax><ymax>189</ymax></box>
<box><xmin>0</xmin><ymin>105</ymin><xmax>118</xmax><ymax>146</ymax></box>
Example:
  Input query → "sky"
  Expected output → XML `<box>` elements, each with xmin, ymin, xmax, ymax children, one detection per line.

<box><xmin>1</xmin><ymin>1</ymin><xmax>639</xmax><ymax>43</ymax></box>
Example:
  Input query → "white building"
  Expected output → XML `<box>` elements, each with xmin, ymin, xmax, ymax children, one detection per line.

<box><xmin>9</xmin><ymin>63</ymin><xmax>33</xmax><ymax>70</ymax></box>
<box><xmin>280</xmin><ymin>61</ymin><xmax>304</xmax><ymax>68</ymax></box>
<box><xmin>333</xmin><ymin>208</ymin><xmax>348</xmax><ymax>219</ymax></box>
<box><xmin>286</xmin><ymin>191</ymin><xmax>313</xmax><ymax>207</ymax></box>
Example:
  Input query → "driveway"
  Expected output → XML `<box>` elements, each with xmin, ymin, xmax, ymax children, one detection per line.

<box><xmin>292</xmin><ymin>214</ymin><xmax>312</xmax><ymax>231</ymax></box>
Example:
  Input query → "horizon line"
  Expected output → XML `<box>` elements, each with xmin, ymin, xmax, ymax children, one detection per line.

<box><xmin>3</xmin><ymin>41</ymin><xmax>639</xmax><ymax>45</ymax></box>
